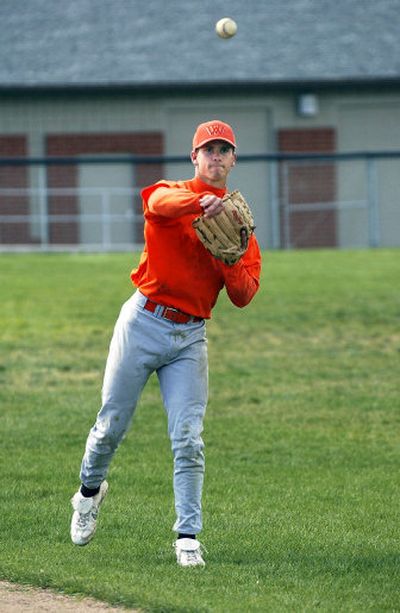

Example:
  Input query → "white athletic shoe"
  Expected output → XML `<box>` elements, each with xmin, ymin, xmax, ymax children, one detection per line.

<box><xmin>70</xmin><ymin>481</ymin><xmax>108</xmax><ymax>546</ymax></box>
<box><xmin>174</xmin><ymin>538</ymin><xmax>206</xmax><ymax>567</ymax></box>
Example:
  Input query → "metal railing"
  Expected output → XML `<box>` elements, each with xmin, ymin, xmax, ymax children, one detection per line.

<box><xmin>0</xmin><ymin>151</ymin><xmax>399</xmax><ymax>251</ymax></box>
<box><xmin>0</xmin><ymin>185</ymin><xmax>143</xmax><ymax>251</ymax></box>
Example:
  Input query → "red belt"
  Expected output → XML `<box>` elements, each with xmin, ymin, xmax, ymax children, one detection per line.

<box><xmin>143</xmin><ymin>299</ymin><xmax>203</xmax><ymax>324</ymax></box>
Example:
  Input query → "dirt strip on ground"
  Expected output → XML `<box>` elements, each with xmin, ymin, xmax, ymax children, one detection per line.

<box><xmin>0</xmin><ymin>581</ymin><xmax>139</xmax><ymax>612</ymax></box>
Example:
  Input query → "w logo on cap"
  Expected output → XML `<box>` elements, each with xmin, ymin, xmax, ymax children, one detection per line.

<box><xmin>205</xmin><ymin>124</ymin><xmax>226</xmax><ymax>137</ymax></box>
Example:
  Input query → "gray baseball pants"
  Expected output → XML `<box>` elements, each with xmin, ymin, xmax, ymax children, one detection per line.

<box><xmin>79</xmin><ymin>290</ymin><xmax>208</xmax><ymax>535</ymax></box>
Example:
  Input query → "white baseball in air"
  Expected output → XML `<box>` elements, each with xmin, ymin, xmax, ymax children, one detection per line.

<box><xmin>215</xmin><ymin>17</ymin><xmax>237</xmax><ymax>39</ymax></box>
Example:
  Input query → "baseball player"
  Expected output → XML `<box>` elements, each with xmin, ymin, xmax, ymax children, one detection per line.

<box><xmin>70</xmin><ymin>119</ymin><xmax>262</xmax><ymax>567</ymax></box>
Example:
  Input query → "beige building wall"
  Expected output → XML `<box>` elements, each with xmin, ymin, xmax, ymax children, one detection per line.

<box><xmin>337</xmin><ymin>101</ymin><xmax>400</xmax><ymax>247</ymax></box>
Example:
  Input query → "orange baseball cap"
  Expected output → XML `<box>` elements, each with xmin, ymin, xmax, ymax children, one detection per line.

<box><xmin>192</xmin><ymin>119</ymin><xmax>236</xmax><ymax>150</ymax></box>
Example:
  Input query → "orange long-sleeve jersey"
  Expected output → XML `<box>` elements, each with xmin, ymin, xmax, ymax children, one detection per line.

<box><xmin>130</xmin><ymin>176</ymin><xmax>262</xmax><ymax>319</ymax></box>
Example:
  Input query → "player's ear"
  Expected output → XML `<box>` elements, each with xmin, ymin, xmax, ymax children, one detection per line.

<box><xmin>191</xmin><ymin>149</ymin><xmax>198</xmax><ymax>166</ymax></box>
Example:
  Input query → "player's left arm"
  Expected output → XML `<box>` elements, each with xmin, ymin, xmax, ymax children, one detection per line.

<box><xmin>219</xmin><ymin>235</ymin><xmax>262</xmax><ymax>307</ymax></box>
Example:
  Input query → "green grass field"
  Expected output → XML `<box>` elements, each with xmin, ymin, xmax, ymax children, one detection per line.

<box><xmin>0</xmin><ymin>249</ymin><xmax>399</xmax><ymax>612</ymax></box>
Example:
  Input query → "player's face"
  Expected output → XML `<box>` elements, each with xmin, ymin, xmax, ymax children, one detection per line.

<box><xmin>191</xmin><ymin>140</ymin><xmax>236</xmax><ymax>187</ymax></box>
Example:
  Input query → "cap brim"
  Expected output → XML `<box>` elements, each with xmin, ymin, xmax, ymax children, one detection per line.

<box><xmin>194</xmin><ymin>137</ymin><xmax>236</xmax><ymax>149</ymax></box>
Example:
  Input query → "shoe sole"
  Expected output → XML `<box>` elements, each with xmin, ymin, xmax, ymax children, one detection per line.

<box><xmin>177</xmin><ymin>562</ymin><xmax>206</xmax><ymax>568</ymax></box>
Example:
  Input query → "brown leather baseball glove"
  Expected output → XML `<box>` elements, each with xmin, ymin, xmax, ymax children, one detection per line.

<box><xmin>192</xmin><ymin>190</ymin><xmax>255</xmax><ymax>266</ymax></box>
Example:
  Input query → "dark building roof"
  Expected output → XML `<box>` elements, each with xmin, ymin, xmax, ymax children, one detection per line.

<box><xmin>1</xmin><ymin>0</ymin><xmax>400</xmax><ymax>90</ymax></box>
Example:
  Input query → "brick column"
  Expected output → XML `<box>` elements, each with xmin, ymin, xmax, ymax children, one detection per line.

<box><xmin>0</xmin><ymin>136</ymin><xmax>32</xmax><ymax>244</ymax></box>
<box><xmin>278</xmin><ymin>128</ymin><xmax>337</xmax><ymax>248</ymax></box>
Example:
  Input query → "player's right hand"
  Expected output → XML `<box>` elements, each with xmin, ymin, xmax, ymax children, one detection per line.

<box><xmin>199</xmin><ymin>195</ymin><xmax>224</xmax><ymax>218</ymax></box>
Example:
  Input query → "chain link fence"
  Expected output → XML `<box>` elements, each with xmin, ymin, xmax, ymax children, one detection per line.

<box><xmin>0</xmin><ymin>151</ymin><xmax>399</xmax><ymax>251</ymax></box>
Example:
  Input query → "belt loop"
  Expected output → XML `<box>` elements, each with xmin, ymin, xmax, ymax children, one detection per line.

<box><xmin>155</xmin><ymin>304</ymin><xmax>163</xmax><ymax>318</ymax></box>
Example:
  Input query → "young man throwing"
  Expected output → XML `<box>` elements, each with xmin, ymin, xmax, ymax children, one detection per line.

<box><xmin>70</xmin><ymin>119</ymin><xmax>262</xmax><ymax>567</ymax></box>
